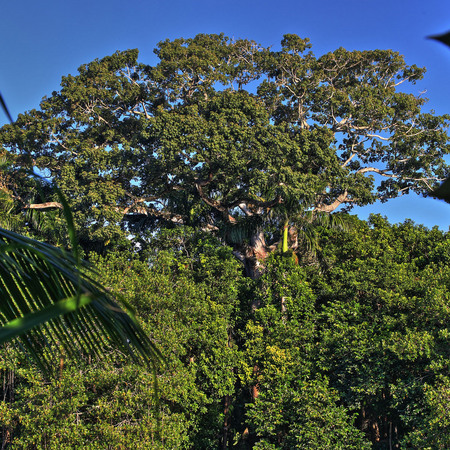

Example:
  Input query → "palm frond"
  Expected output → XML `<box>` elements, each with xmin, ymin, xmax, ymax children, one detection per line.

<box><xmin>221</xmin><ymin>215</ymin><xmax>263</xmax><ymax>245</ymax></box>
<box><xmin>0</xmin><ymin>227</ymin><xmax>163</xmax><ymax>374</ymax></box>
<box><xmin>289</xmin><ymin>211</ymin><xmax>351</xmax><ymax>263</ymax></box>
<box><xmin>428</xmin><ymin>31</ymin><xmax>450</xmax><ymax>48</ymax></box>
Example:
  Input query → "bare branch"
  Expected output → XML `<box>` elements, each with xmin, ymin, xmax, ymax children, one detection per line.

<box><xmin>314</xmin><ymin>190</ymin><xmax>352</xmax><ymax>213</ymax></box>
<box><xmin>25</xmin><ymin>202</ymin><xmax>63</xmax><ymax>210</ymax></box>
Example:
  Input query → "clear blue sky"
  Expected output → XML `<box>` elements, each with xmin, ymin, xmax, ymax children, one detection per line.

<box><xmin>1</xmin><ymin>0</ymin><xmax>449</xmax><ymax>229</ymax></box>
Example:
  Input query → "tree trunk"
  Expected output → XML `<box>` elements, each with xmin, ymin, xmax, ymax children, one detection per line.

<box><xmin>222</xmin><ymin>394</ymin><xmax>230</xmax><ymax>450</ymax></box>
<box><xmin>243</xmin><ymin>229</ymin><xmax>269</xmax><ymax>281</ymax></box>
<box><xmin>230</xmin><ymin>229</ymin><xmax>272</xmax><ymax>444</ymax></box>
<box><xmin>1</xmin><ymin>369</ymin><xmax>15</xmax><ymax>449</ymax></box>
<box><xmin>251</xmin><ymin>364</ymin><xmax>260</xmax><ymax>401</ymax></box>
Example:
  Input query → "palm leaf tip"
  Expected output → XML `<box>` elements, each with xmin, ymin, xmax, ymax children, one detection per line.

<box><xmin>0</xmin><ymin>91</ymin><xmax>14</xmax><ymax>123</ymax></box>
<box><xmin>428</xmin><ymin>31</ymin><xmax>450</xmax><ymax>48</ymax></box>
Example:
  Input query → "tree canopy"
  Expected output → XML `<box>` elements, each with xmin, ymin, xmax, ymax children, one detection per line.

<box><xmin>1</xmin><ymin>34</ymin><xmax>448</xmax><ymax>258</ymax></box>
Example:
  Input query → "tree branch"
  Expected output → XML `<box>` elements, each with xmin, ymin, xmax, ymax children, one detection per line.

<box><xmin>25</xmin><ymin>202</ymin><xmax>63</xmax><ymax>210</ymax></box>
<box><xmin>314</xmin><ymin>190</ymin><xmax>351</xmax><ymax>213</ymax></box>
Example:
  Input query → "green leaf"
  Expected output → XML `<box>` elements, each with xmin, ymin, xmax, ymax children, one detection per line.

<box><xmin>0</xmin><ymin>294</ymin><xmax>93</xmax><ymax>344</ymax></box>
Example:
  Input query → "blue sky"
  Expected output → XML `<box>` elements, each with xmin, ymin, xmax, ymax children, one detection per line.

<box><xmin>1</xmin><ymin>0</ymin><xmax>449</xmax><ymax>229</ymax></box>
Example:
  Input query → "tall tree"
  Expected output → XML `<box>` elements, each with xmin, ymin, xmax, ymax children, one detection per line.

<box><xmin>1</xmin><ymin>34</ymin><xmax>448</xmax><ymax>270</ymax></box>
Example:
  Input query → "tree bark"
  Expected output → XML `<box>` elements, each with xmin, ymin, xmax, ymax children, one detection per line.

<box><xmin>244</xmin><ymin>229</ymin><xmax>269</xmax><ymax>281</ymax></box>
<box><xmin>25</xmin><ymin>202</ymin><xmax>63</xmax><ymax>210</ymax></box>
<box><xmin>222</xmin><ymin>394</ymin><xmax>230</xmax><ymax>450</ymax></box>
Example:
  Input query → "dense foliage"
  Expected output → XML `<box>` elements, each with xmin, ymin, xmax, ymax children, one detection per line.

<box><xmin>0</xmin><ymin>217</ymin><xmax>448</xmax><ymax>448</ymax></box>
<box><xmin>0</xmin><ymin>34</ymin><xmax>449</xmax><ymax>448</ymax></box>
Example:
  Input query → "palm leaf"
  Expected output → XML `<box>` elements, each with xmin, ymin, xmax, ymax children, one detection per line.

<box><xmin>428</xmin><ymin>31</ymin><xmax>450</xmax><ymax>48</ymax></box>
<box><xmin>0</xmin><ymin>227</ymin><xmax>163</xmax><ymax>373</ymax></box>
<box><xmin>0</xmin><ymin>91</ymin><xmax>13</xmax><ymax>123</ymax></box>
<box><xmin>427</xmin><ymin>32</ymin><xmax>450</xmax><ymax>204</ymax></box>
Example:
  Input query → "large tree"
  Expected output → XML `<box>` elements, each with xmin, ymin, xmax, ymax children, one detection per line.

<box><xmin>1</xmin><ymin>34</ymin><xmax>449</xmax><ymax>269</ymax></box>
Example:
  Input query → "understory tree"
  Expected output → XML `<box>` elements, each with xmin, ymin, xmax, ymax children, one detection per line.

<box><xmin>0</xmin><ymin>217</ymin><xmax>448</xmax><ymax>448</ymax></box>
<box><xmin>308</xmin><ymin>215</ymin><xmax>450</xmax><ymax>448</ymax></box>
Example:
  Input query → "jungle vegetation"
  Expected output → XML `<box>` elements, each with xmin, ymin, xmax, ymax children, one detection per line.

<box><xmin>0</xmin><ymin>34</ymin><xmax>449</xmax><ymax>449</ymax></box>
